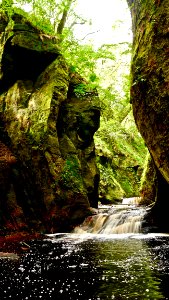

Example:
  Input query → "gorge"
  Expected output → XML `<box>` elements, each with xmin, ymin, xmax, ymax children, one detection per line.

<box><xmin>0</xmin><ymin>1</ymin><xmax>169</xmax><ymax>298</ymax></box>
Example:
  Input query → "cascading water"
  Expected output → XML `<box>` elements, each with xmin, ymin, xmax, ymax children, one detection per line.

<box><xmin>73</xmin><ymin>204</ymin><xmax>147</xmax><ymax>234</ymax></box>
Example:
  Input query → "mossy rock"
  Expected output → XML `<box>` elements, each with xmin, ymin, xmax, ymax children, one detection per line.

<box><xmin>139</xmin><ymin>152</ymin><xmax>157</xmax><ymax>205</ymax></box>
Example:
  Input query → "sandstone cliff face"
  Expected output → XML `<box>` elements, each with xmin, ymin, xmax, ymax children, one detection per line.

<box><xmin>128</xmin><ymin>0</ymin><xmax>169</xmax><ymax>230</ymax></box>
<box><xmin>0</xmin><ymin>10</ymin><xmax>100</xmax><ymax>234</ymax></box>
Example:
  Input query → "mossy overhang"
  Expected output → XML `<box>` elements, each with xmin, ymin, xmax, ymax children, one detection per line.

<box><xmin>0</xmin><ymin>30</ymin><xmax>60</xmax><ymax>93</ymax></box>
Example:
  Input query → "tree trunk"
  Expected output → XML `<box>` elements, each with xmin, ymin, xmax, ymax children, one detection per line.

<box><xmin>56</xmin><ymin>0</ymin><xmax>73</xmax><ymax>35</ymax></box>
<box><xmin>128</xmin><ymin>0</ymin><xmax>169</xmax><ymax>230</ymax></box>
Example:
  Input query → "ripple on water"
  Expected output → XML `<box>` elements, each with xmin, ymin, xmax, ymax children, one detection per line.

<box><xmin>0</xmin><ymin>233</ymin><xmax>169</xmax><ymax>299</ymax></box>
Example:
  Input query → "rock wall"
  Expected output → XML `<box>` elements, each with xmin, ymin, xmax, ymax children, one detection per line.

<box><xmin>128</xmin><ymin>0</ymin><xmax>169</xmax><ymax>230</ymax></box>
<box><xmin>0</xmin><ymin>10</ymin><xmax>100</xmax><ymax>234</ymax></box>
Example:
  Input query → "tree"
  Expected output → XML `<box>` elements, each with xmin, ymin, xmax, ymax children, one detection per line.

<box><xmin>1</xmin><ymin>0</ymin><xmax>13</xmax><ymax>15</ymax></box>
<box><xmin>56</xmin><ymin>0</ymin><xmax>74</xmax><ymax>35</ymax></box>
<box><xmin>127</xmin><ymin>0</ymin><xmax>169</xmax><ymax>231</ymax></box>
<box><xmin>0</xmin><ymin>0</ymin><xmax>77</xmax><ymax>35</ymax></box>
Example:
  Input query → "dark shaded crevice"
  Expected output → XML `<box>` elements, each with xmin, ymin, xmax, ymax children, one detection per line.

<box><xmin>143</xmin><ymin>167</ymin><xmax>169</xmax><ymax>232</ymax></box>
<box><xmin>77</xmin><ymin>109</ymin><xmax>100</xmax><ymax>149</ymax></box>
<box><xmin>0</xmin><ymin>39</ymin><xmax>58</xmax><ymax>93</ymax></box>
<box><xmin>10</xmin><ymin>163</ymin><xmax>48</xmax><ymax>229</ymax></box>
<box><xmin>87</xmin><ymin>173</ymin><xmax>100</xmax><ymax>208</ymax></box>
<box><xmin>0</xmin><ymin>116</ymin><xmax>13</xmax><ymax>146</ymax></box>
<box><xmin>151</xmin><ymin>168</ymin><xmax>169</xmax><ymax>231</ymax></box>
<box><xmin>56</xmin><ymin>102</ymin><xmax>66</xmax><ymax>138</ymax></box>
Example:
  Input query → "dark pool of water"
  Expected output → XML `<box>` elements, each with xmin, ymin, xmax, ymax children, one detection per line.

<box><xmin>1</xmin><ymin>233</ymin><xmax>169</xmax><ymax>299</ymax></box>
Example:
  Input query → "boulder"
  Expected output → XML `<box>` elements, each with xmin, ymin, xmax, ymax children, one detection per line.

<box><xmin>0</xmin><ymin>11</ymin><xmax>100</xmax><ymax>234</ymax></box>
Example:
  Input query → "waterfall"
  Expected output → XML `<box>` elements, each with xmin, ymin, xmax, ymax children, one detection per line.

<box><xmin>73</xmin><ymin>205</ymin><xmax>146</xmax><ymax>234</ymax></box>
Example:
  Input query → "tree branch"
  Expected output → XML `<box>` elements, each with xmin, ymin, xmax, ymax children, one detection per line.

<box><xmin>81</xmin><ymin>30</ymin><xmax>100</xmax><ymax>41</ymax></box>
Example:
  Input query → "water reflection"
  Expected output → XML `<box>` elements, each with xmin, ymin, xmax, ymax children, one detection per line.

<box><xmin>0</xmin><ymin>234</ymin><xmax>169</xmax><ymax>299</ymax></box>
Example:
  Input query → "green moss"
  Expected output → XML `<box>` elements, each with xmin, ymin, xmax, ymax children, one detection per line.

<box><xmin>12</xmin><ymin>32</ymin><xmax>59</xmax><ymax>53</ymax></box>
<box><xmin>139</xmin><ymin>152</ymin><xmax>157</xmax><ymax>205</ymax></box>
<box><xmin>61</xmin><ymin>155</ymin><xmax>84</xmax><ymax>192</ymax></box>
<box><xmin>98</xmin><ymin>163</ymin><xmax>124</xmax><ymax>202</ymax></box>
<box><xmin>74</xmin><ymin>83</ymin><xmax>87</xmax><ymax>97</ymax></box>
<box><xmin>120</xmin><ymin>178</ymin><xmax>133</xmax><ymax>196</ymax></box>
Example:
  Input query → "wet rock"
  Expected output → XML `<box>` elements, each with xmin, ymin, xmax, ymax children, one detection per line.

<box><xmin>128</xmin><ymin>0</ymin><xmax>169</xmax><ymax>231</ymax></box>
<box><xmin>0</xmin><ymin>252</ymin><xmax>19</xmax><ymax>260</ymax></box>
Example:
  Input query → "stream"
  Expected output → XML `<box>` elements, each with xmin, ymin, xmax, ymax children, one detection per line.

<box><xmin>1</xmin><ymin>204</ymin><xmax>169</xmax><ymax>299</ymax></box>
